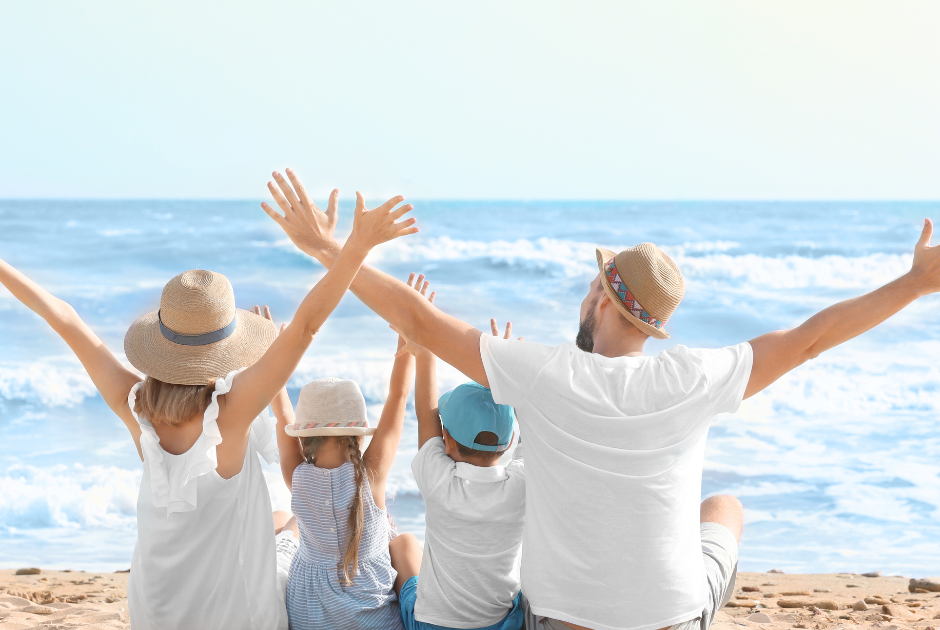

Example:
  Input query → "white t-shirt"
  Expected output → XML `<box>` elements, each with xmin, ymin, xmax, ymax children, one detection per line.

<box><xmin>411</xmin><ymin>437</ymin><xmax>526</xmax><ymax>629</ymax></box>
<box><xmin>480</xmin><ymin>335</ymin><xmax>752</xmax><ymax>630</ymax></box>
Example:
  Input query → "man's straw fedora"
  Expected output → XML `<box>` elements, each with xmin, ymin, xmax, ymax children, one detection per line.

<box><xmin>285</xmin><ymin>378</ymin><xmax>376</xmax><ymax>437</ymax></box>
<box><xmin>124</xmin><ymin>270</ymin><xmax>277</xmax><ymax>385</ymax></box>
<box><xmin>595</xmin><ymin>244</ymin><xmax>684</xmax><ymax>340</ymax></box>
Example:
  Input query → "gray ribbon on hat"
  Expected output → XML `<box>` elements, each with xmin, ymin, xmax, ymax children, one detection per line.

<box><xmin>158</xmin><ymin>311</ymin><xmax>237</xmax><ymax>346</ymax></box>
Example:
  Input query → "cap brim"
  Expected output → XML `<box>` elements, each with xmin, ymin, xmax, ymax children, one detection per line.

<box><xmin>285</xmin><ymin>425</ymin><xmax>377</xmax><ymax>437</ymax></box>
<box><xmin>595</xmin><ymin>247</ymin><xmax>670</xmax><ymax>340</ymax></box>
<box><xmin>124</xmin><ymin>308</ymin><xmax>278</xmax><ymax>385</ymax></box>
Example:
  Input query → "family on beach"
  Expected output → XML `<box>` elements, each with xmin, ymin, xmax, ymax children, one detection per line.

<box><xmin>2</xmin><ymin>169</ymin><xmax>939</xmax><ymax>630</ymax></box>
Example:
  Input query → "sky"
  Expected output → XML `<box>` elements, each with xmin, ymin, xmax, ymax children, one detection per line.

<box><xmin>1</xmin><ymin>1</ymin><xmax>940</xmax><ymax>200</ymax></box>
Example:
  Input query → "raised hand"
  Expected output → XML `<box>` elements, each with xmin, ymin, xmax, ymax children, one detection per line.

<box><xmin>911</xmin><ymin>219</ymin><xmax>940</xmax><ymax>296</ymax></box>
<box><xmin>490</xmin><ymin>318</ymin><xmax>523</xmax><ymax>341</ymax></box>
<box><xmin>394</xmin><ymin>273</ymin><xmax>437</xmax><ymax>358</ymax></box>
<box><xmin>253</xmin><ymin>304</ymin><xmax>288</xmax><ymax>336</ymax></box>
<box><xmin>261</xmin><ymin>169</ymin><xmax>339</xmax><ymax>256</ymax></box>
<box><xmin>346</xmin><ymin>191</ymin><xmax>418</xmax><ymax>252</ymax></box>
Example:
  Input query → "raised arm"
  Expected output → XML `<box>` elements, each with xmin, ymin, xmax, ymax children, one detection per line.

<box><xmin>262</xmin><ymin>170</ymin><xmax>489</xmax><ymax>387</ymax></box>
<box><xmin>745</xmin><ymin>219</ymin><xmax>940</xmax><ymax>398</ymax></box>
<box><xmin>393</xmin><ymin>274</ymin><xmax>443</xmax><ymax>448</ymax></box>
<box><xmin>0</xmin><ymin>257</ymin><xmax>143</xmax><ymax>455</ymax></box>
<box><xmin>363</xmin><ymin>336</ymin><xmax>414</xmax><ymax>508</ymax></box>
<box><xmin>255</xmin><ymin>307</ymin><xmax>305</xmax><ymax>491</ymax></box>
<box><xmin>224</xmin><ymin>181</ymin><xmax>418</xmax><ymax>431</ymax></box>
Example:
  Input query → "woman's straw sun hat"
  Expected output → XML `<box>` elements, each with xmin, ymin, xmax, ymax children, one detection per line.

<box><xmin>595</xmin><ymin>244</ymin><xmax>685</xmax><ymax>340</ymax></box>
<box><xmin>124</xmin><ymin>270</ymin><xmax>277</xmax><ymax>385</ymax></box>
<box><xmin>285</xmin><ymin>378</ymin><xmax>376</xmax><ymax>437</ymax></box>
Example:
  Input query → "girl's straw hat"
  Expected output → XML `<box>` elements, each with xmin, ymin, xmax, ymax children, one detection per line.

<box><xmin>595</xmin><ymin>244</ymin><xmax>685</xmax><ymax>340</ymax></box>
<box><xmin>124</xmin><ymin>270</ymin><xmax>277</xmax><ymax>385</ymax></box>
<box><xmin>285</xmin><ymin>378</ymin><xmax>376</xmax><ymax>437</ymax></box>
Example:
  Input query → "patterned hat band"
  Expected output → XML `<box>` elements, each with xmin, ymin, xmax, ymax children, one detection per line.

<box><xmin>290</xmin><ymin>421</ymin><xmax>370</xmax><ymax>431</ymax></box>
<box><xmin>604</xmin><ymin>258</ymin><xmax>665</xmax><ymax>330</ymax></box>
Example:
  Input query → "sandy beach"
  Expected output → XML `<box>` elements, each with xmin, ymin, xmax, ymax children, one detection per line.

<box><xmin>1</xmin><ymin>568</ymin><xmax>938</xmax><ymax>629</ymax></box>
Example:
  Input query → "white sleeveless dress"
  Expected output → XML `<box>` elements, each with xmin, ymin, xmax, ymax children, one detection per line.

<box><xmin>126</xmin><ymin>369</ymin><xmax>288</xmax><ymax>630</ymax></box>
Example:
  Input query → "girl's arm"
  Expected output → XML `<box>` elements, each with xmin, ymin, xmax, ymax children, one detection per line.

<box><xmin>256</xmin><ymin>307</ymin><xmax>304</xmax><ymax>491</ymax></box>
<box><xmin>0</xmin><ymin>257</ymin><xmax>144</xmax><ymax>457</ymax></box>
<box><xmin>363</xmin><ymin>335</ymin><xmax>414</xmax><ymax>509</ymax></box>
<box><xmin>272</xmin><ymin>386</ymin><xmax>303</xmax><ymax>491</ymax></box>
<box><xmin>223</xmin><ymin>188</ymin><xmax>417</xmax><ymax>431</ymax></box>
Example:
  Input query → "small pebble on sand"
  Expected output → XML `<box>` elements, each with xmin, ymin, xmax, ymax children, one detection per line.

<box><xmin>863</xmin><ymin>572</ymin><xmax>882</xmax><ymax>578</ymax></box>
<box><xmin>853</xmin><ymin>601</ymin><xmax>868</xmax><ymax>611</ymax></box>
<box><xmin>747</xmin><ymin>612</ymin><xmax>773</xmax><ymax>624</ymax></box>
<box><xmin>14</xmin><ymin>568</ymin><xmax>41</xmax><ymax>576</ymax></box>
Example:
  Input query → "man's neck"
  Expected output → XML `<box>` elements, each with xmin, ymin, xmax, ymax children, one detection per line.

<box><xmin>591</xmin><ymin>323</ymin><xmax>648</xmax><ymax>358</ymax></box>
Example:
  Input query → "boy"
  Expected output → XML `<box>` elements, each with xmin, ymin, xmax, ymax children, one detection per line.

<box><xmin>396</xmin><ymin>300</ymin><xmax>525</xmax><ymax>630</ymax></box>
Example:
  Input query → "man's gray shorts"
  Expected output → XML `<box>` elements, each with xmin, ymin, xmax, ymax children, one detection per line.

<box><xmin>523</xmin><ymin>522</ymin><xmax>739</xmax><ymax>630</ymax></box>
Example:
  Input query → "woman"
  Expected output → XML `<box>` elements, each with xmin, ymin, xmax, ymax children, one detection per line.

<box><xmin>0</xmin><ymin>177</ymin><xmax>417</xmax><ymax>629</ymax></box>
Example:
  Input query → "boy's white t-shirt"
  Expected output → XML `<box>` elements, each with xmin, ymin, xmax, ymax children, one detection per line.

<box><xmin>411</xmin><ymin>437</ymin><xmax>525</xmax><ymax>629</ymax></box>
<box><xmin>479</xmin><ymin>335</ymin><xmax>753</xmax><ymax>630</ymax></box>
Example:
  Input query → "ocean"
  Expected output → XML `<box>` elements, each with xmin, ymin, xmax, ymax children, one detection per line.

<box><xmin>1</xmin><ymin>199</ymin><xmax>938</xmax><ymax>575</ymax></box>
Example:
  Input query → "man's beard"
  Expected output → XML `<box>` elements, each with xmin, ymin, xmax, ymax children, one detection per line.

<box><xmin>575</xmin><ymin>297</ymin><xmax>599</xmax><ymax>352</ymax></box>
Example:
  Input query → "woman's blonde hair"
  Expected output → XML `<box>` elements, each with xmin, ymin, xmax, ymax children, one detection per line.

<box><xmin>300</xmin><ymin>435</ymin><xmax>366</xmax><ymax>585</ymax></box>
<box><xmin>134</xmin><ymin>376</ymin><xmax>216</xmax><ymax>426</ymax></box>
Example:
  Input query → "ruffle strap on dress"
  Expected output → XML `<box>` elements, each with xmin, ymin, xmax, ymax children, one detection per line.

<box><xmin>127</xmin><ymin>369</ymin><xmax>279</xmax><ymax>517</ymax></box>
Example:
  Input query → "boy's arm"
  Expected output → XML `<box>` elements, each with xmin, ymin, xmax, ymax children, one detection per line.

<box><xmin>746</xmin><ymin>219</ymin><xmax>940</xmax><ymax>398</ymax></box>
<box><xmin>414</xmin><ymin>349</ymin><xmax>442</xmax><ymax>448</ymax></box>
<box><xmin>0</xmin><ymin>257</ymin><xmax>143</xmax><ymax>456</ymax></box>
<box><xmin>263</xmin><ymin>170</ymin><xmax>488</xmax><ymax>386</ymax></box>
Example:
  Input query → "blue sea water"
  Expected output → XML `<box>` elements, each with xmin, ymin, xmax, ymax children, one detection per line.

<box><xmin>1</xmin><ymin>199</ymin><xmax>939</xmax><ymax>575</ymax></box>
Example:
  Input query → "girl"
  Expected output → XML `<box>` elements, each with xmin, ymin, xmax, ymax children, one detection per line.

<box><xmin>0</xmin><ymin>178</ymin><xmax>416</xmax><ymax>630</ymax></box>
<box><xmin>270</xmin><ymin>274</ymin><xmax>430</xmax><ymax>630</ymax></box>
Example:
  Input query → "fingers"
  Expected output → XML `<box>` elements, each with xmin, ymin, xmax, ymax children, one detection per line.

<box><xmin>393</xmin><ymin>225</ymin><xmax>420</xmax><ymax>238</ymax></box>
<box><xmin>428</xmin><ymin>291</ymin><xmax>436</xmax><ymax>304</ymax></box>
<box><xmin>406</xmin><ymin>272</ymin><xmax>416</xmax><ymax>288</ymax></box>
<box><xmin>280</xmin><ymin>323</ymin><xmax>288</xmax><ymax>333</ymax></box>
<box><xmin>413</xmin><ymin>274</ymin><xmax>426</xmax><ymax>293</ymax></box>
<box><xmin>392</xmin><ymin>217</ymin><xmax>417</xmax><ymax>231</ymax></box>
<box><xmin>491</xmin><ymin>319</ymin><xmax>499</xmax><ymax>336</ymax></box>
<box><xmin>326</xmin><ymin>189</ymin><xmax>339</xmax><ymax>224</ymax></box>
<box><xmin>272</xmin><ymin>171</ymin><xmax>303</xmax><ymax>213</ymax></box>
<box><xmin>355</xmin><ymin>191</ymin><xmax>367</xmax><ymax>215</ymax></box>
<box><xmin>254</xmin><ymin>305</ymin><xmax>261</xmax><ymax>316</ymax></box>
<box><xmin>420</xmin><ymin>280</ymin><xmax>430</xmax><ymax>296</ymax></box>
<box><xmin>284</xmin><ymin>168</ymin><xmax>316</xmax><ymax>213</ymax></box>
<box><xmin>267</xmin><ymin>181</ymin><xmax>293</xmax><ymax>215</ymax></box>
<box><xmin>390</xmin><ymin>203</ymin><xmax>414</xmax><ymax>221</ymax></box>
<box><xmin>260</xmin><ymin>202</ymin><xmax>285</xmax><ymax>224</ymax></box>
<box><xmin>376</xmin><ymin>195</ymin><xmax>406</xmax><ymax>214</ymax></box>
<box><xmin>517</xmin><ymin>336</ymin><xmax>523</xmax><ymax>341</ymax></box>
<box><xmin>918</xmin><ymin>218</ymin><xmax>933</xmax><ymax>249</ymax></box>
<box><xmin>264</xmin><ymin>305</ymin><xmax>273</xmax><ymax>321</ymax></box>
<box><xmin>504</xmin><ymin>322</ymin><xmax>512</xmax><ymax>339</ymax></box>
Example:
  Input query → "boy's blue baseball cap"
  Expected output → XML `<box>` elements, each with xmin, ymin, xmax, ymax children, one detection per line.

<box><xmin>438</xmin><ymin>382</ymin><xmax>515</xmax><ymax>452</ymax></box>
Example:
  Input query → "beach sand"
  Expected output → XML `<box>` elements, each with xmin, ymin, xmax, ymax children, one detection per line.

<box><xmin>0</xmin><ymin>569</ymin><xmax>128</xmax><ymax>629</ymax></box>
<box><xmin>1</xmin><ymin>569</ymin><xmax>938</xmax><ymax>629</ymax></box>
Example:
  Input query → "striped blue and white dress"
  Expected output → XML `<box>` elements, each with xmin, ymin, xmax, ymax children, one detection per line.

<box><xmin>286</xmin><ymin>460</ymin><xmax>403</xmax><ymax>630</ymax></box>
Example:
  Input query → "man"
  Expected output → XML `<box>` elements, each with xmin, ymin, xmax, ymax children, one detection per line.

<box><xmin>262</xmin><ymin>170</ymin><xmax>940</xmax><ymax>630</ymax></box>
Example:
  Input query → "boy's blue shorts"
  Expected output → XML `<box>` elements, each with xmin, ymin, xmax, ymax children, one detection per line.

<box><xmin>399</xmin><ymin>576</ymin><xmax>524</xmax><ymax>630</ymax></box>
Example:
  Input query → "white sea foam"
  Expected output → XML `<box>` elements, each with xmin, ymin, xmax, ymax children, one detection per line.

<box><xmin>0</xmin><ymin>359</ymin><xmax>97</xmax><ymax>407</ymax></box>
<box><xmin>0</xmin><ymin>464</ymin><xmax>139</xmax><ymax>530</ymax></box>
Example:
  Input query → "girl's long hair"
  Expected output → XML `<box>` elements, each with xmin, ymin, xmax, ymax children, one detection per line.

<box><xmin>135</xmin><ymin>377</ymin><xmax>216</xmax><ymax>426</ymax></box>
<box><xmin>300</xmin><ymin>435</ymin><xmax>366</xmax><ymax>585</ymax></box>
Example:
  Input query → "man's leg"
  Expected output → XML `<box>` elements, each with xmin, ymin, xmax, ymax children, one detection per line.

<box><xmin>673</xmin><ymin>495</ymin><xmax>743</xmax><ymax>630</ymax></box>
<box><xmin>700</xmin><ymin>494</ymin><xmax>743</xmax><ymax>542</ymax></box>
